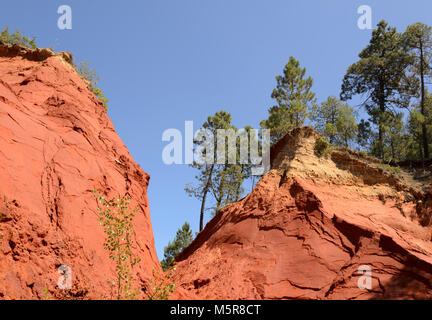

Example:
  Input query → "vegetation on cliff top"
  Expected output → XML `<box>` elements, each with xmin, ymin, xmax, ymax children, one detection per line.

<box><xmin>1</xmin><ymin>26</ymin><xmax>109</xmax><ymax>111</ymax></box>
<box><xmin>261</xmin><ymin>20</ymin><xmax>432</xmax><ymax>164</ymax></box>
<box><xmin>0</xmin><ymin>26</ymin><xmax>36</xmax><ymax>49</ymax></box>
<box><xmin>76</xmin><ymin>60</ymin><xmax>109</xmax><ymax>111</ymax></box>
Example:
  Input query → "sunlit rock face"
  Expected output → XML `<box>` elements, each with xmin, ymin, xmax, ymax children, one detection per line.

<box><xmin>173</xmin><ymin>127</ymin><xmax>432</xmax><ymax>300</ymax></box>
<box><xmin>0</xmin><ymin>42</ymin><xmax>159</xmax><ymax>299</ymax></box>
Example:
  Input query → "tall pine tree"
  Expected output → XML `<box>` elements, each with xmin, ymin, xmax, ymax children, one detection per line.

<box><xmin>403</xmin><ymin>22</ymin><xmax>432</xmax><ymax>159</ymax></box>
<box><xmin>161</xmin><ymin>222</ymin><xmax>194</xmax><ymax>271</ymax></box>
<box><xmin>261</xmin><ymin>56</ymin><xmax>316</xmax><ymax>143</ymax></box>
<box><xmin>310</xmin><ymin>96</ymin><xmax>358</xmax><ymax>147</ymax></box>
<box><xmin>341</xmin><ymin>20</ymin><xmax>413</xmax><ymax>160</ymax></box>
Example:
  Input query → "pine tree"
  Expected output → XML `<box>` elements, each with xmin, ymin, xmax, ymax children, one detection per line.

<box><xmin>261</xmin><ymin>57</ymin><xmax>316</xmax><ymax>143</ymax></box>
<box><xmin>161</xmin><ymin>222</ymin><xmax>194</xmax><ymax>271</ymax></box>
<box><xmin>357</xmin><ymin>119</ymin><xmax>373</xmax><ymax>151</ymax></box>
<box><xmin>341</xmin><ymin>20</ymin><xmax>413</xmax><ymax>159</ymax></box>
<box><xmin>310</xmin><ymin>96</ymin><xmax>357</xmax><ymax>147</ymax></box>
<box><xmin>403</xmin><ymin>22</ymin><xmax>432</xmax><ymax>159</ymax></box>
<box><xmin>186</xmin><ymin>111</ymin><xmax>247</xmax><ymax>231</ymax></box>
<box><xmin>382</xmin><ymin>112</ymin><xmax>406</xmax><ymax>161</ymax></box>
<box><xmin>407</xmin><ymin>91</ymin><xmax>432</xmax><ymax>160</ymax></box>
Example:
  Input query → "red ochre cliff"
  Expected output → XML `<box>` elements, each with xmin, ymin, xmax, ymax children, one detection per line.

<box><xmin>0</xmin><ymin>42</ymin><xmax>159</xmax><ymax>299</ymax></box>
<box><xmin>173</xmin><ymin>127</ymin><xmax>432</xmax><ymax>300</ymax></box>
<box><xmin>1</xmin><ymin>42</ymin><xmax>431</xmax><ymax>300</ymax></box>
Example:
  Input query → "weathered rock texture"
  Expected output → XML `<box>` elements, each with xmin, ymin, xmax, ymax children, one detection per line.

<box><xmin>174</xmin><ymin>127</ymin><xmax>432</xmax><ymax>299</ymax></box>
<box><xmin>0</xmin><ymin>42</ymin><xmax>159</xmax><ymax>299</ymax></box>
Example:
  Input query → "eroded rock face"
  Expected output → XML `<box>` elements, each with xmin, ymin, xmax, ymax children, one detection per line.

<box><xmin>174</xmin><ymin>127</ymin><xmax>432</xmax><ymax>300</ymax></box>
<box><xmin>0</xmin><ymin>44</ymin><xmax>159</xmax><ymax>299</ymax></box>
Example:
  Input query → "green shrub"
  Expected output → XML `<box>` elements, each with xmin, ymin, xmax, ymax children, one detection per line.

<box><xmin>0</xmin><ymin>26</ymin><xmax>36</xmax><ymax>49</ymax></box>
<box><xmin>146</xmin><ymin>265</ymin><xmax>176</xmax><ymax>300</ymax></box>
<box><xmin>92</xmin><ymin>87</ymin><xmax>109</xmax><ymax>111</ymax></box>
<box><xmin>77</xmin><ymin>61</ymin><xmax>109</xmax><ymax>111</ymax></box>
<box><xmin>77</xmin><ymin>60</ymin><xmax>100</xmax><ymax>87</ymax></box>
<box><xmin>42</xmin><ymin>288</ymin><xmax>51</xmax><ymax>300</ymax></box>
<box><xmin>93</xmin><ymin>191</ymin><xmax>141</xmax><ymax>300</ymax></box>
<box><xmin>314</xmin><ymin>137</ymin><xmax>333</xmax><ymax>157</ymax></box>
<box><xmin>379</xmin><ymin>163</ymin><xmax>402</xmax><ymax>175</ymax></box>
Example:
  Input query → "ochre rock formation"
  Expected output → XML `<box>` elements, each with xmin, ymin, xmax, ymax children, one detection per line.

<box><xmin>0</xmin><ymin>42</ymin><xmax>159</xmax><ymax>299</ymax></box>
<box><xmin>1</xmin><ymin>41</ymin><xmax>432</xmax><ymax>301</ymax></box>
<box><xmin>174</xmin><ymin>127</ymin><xmax>432</xmax><ymax>300</ymax></box>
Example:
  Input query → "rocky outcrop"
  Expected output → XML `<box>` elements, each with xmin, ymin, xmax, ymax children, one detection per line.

<box><xmin>173</xmin><ymin>127</ymin><xmax>432</xmax><ymax>299</ymax></box>
<box><xmin>0</xmin><ymin>42</ymin><xmax>159</xmax><ymax>299</ymax></box>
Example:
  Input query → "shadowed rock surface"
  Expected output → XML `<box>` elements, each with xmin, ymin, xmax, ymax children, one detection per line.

<box><xmin>174</xmin><ymin>127</ymin><xmax>432</xmax><ymax>299</ymax></box>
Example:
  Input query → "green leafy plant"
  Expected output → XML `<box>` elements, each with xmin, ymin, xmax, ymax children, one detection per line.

<box><xmin>314</xmin><ymin>137</ymin><xmax>333</xmax><ymax>158</ymax></box>
<box><xmin>42</xmin><ymin>288</ymin><xmax>51</xmax><ymax>300</ymax></box>
<box><xmin>146</xmin><ymin>265</ymin><xmax>176</xmax><ymax>300</ymax></box>
<box><xmin>93</xmin><ymin>191</ymin><xmax>141</xmax><ymax>300</ymax></box>
<box><xmin>0</xmin><ymin>26</ymin><xmax>36</xmax><ymax>49</ymax></box>
<box><xmin>77</xmin><ymin>61</ymin><xmax>109</xmax><ymax>111</ymax></box>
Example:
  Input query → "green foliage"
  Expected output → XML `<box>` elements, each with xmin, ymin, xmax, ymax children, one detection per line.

<box><xmin>160</xmin><ymin>222</ymin><xmax>194</xmax><ymax>271</ymax></box>
<box><xmin>146</xmin><ymin>265</ymin><xmax>176</xmax><ymax>300</ymax></box>
<box><xmin>403</xmin><ymin>22</ymin><xmax>432</xmax><ymax>159</ymax></box>
<box><xmin>357</xmin><ymin>119</ymin><xmax>373</xmax><ymax>151</ymax></box>
<box><xmin>379</xmin><ymin>163</ymin><xmax>402</xmax><ymax>175</ymax></box>
<box><xmin>92</xmin><ymin>87</ymin><xmax>109</xmax><ymax>111</ymax></box>
<box><xmin>77</xmin><ymin>61</ymin><xmax>109</xmax><ymax>111</ymax></box>
<box><xmin>314</xmin><ymin>137</ymin><xmax>333</xmax><ymax>158</ymax></box>
<box><xmin>186</xmin><ymin>110</ymin><xmax>253</xmax><ymax>231</ymax></box>
<box><xmin>311</xmin><ymin>96</ymin><xmax>358</xmax><ymax>147</ymax></box>
<box><xmin>77</xmin><ymin>60</ymin><xmax>100</xmax><ymax>88</ymax></box>
<box><xmin>0</xmin><ymin>26</ymin><xmax>36</xmax><ymax>49</ymax></box>
<box><xmin>341</xmin><ymin>20</ymin><xmax>413</xmax><ymax>159</ymax></box>
<box><xmin>93</xmin><ymin>191</ymin><xmax>141</xmax><ymax>300</ymax></box>
<box><xmin>406</xmin><ymin>92</ymin><xmax>432</xmax><ymax>159</ymax></box>
<box><xmin>381</xmin><ymin>112</ymin><xmax>408</xmax><ymax>161</ymax></box>
<box><xmin>42</xmin><ymin>288</ymin><xmax>51</xmax><ymax>300</ymax></box>
<box><xmin>261</xmin><ymin>56</ymin><xmax>316</xmax><ymax>143</ymax></box>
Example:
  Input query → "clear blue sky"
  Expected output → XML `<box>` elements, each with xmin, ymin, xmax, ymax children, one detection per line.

<box><xmin>2</xmin><ymin>0</ymin><xmax>431</xmax><ymax>259</ymax></box>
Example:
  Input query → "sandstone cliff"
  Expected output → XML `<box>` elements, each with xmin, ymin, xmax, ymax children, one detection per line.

<box><xmin>0</xmin><ymin>42</ymin><xmax>159</xmax><ymax>299</ymax></box>
<box><xmin>174</xmin><ymin>127</ymin><xmax>432</xmax><ymax>299</ymax></box>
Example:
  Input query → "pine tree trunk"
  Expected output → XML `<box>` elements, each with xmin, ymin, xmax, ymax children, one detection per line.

<box><xmin>420</xmin><ymin>39</ymin><xmax>430</xmax><ymax>159</ymax></box>
<box><xmin>199</xmin><ymin>163</ymin><xmax>214</xmax><ymax>232</ymax></box>
<box><xmin>378</xmin><ymin>78</ymin><xmax>386</xmax><ymax>160</ymax></box>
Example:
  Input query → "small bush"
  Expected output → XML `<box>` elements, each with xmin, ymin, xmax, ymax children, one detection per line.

<box><xmin>314</xmin><ymin>137</ymin><xmax>333</xmax><ymax>158</ymax></box>
<box><xmin>42</xmin><ymin>288</ymin><xmax>51</xmax><ymax>300</ymax></box>
<box><xmin>0</xmin><ymin>26</ymin><xmax>36</xmax><ymax>49</ymax></box>
<box><xmin>146</xmin><ymin>265</ymin><xmax>176</xmax><ymax>300</ymax></box>
<box><xmin>379</xmin><ymin>163</ymin><xmax>402</xmax><ymax>175</ymax></box>
<box><xmin>77</xmin><ymin>61</ymin><xmax>109</xmax><ymax>111</ymax></box>
<box><xmin>92</xmin><ymin>87</ymin><xmax>109</xmax><ymax>111</ymax></box>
